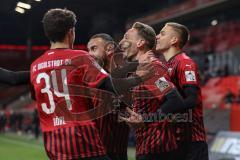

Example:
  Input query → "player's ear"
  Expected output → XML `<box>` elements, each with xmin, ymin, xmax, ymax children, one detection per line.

<box><xmin>67</xmin><ymin>28</ymin><xmax>75</xmax><ymax>49</ymax></box>
<box><xmin>137</xmin><ymin>39</ymin><xmax>146</xmax><ymax>49</ymax></box>
<box><xmin>105</xmin><ymin>42</ymin><xmax>115</xmax><ymax>57</ymax></box>
<box><xmin>69</xmin><ymin>28</ymin><xmax>74</xmax><ymax>37</ymax></box>
<box><xmin>171</xmin><ymin>36</ymin><xmax>178</xmax><ymax>46</ymax></box>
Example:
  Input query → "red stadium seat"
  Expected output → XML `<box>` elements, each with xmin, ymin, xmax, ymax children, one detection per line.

<box><xmin>202</xmin><ymin>76</ymin><xmax>240</xmax><ymax>109</ymax></box>
<box><xmin>230</xmin><ymin>103</ymin><xmax>240</xmax><ymax>131</ymax></box>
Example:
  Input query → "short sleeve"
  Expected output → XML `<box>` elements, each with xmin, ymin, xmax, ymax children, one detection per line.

<box><xmin>151</xmin><ymin>60</ymin><xmax>175</xmax><ymax>95</ymax></box>
<box><xmin>134</xmin><ymin>61</ymin><xmax>175</xmax><ymax>100</ymax></box>
<box><xmin>177</xmin><ymin>59</ymin><xmax>200</xmax><ymax>88</ymax></box>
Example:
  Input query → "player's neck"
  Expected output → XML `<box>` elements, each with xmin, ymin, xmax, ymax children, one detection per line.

<box><xmin>163</xmin><ymin>47</ymin><xmax>181</xmax><ymax>62</ymax></box>
<box><xmin>104</xmin><ymin>57</ymin><xmax>111</xmax><ymax>73</ymax></box>
<box><xmin>50</xmin><ymin>42</ymin><xmax>70</xmax><ymax>50</ymax></box>
<box><xmin>128</xmin><ymin>54</ymin><xmax>137</xmax><ymax>62</ymax></box>
<box><xmin>136</xmin><ymin>49</ymin><xmax>149</xmax><ymax>61</ymax></box>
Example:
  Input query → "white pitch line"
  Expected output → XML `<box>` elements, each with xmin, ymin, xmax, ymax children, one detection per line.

<box><xmin>0</xmin><ymin>136</ymin><xmax>44</xmax><ymax>149</ymax></box>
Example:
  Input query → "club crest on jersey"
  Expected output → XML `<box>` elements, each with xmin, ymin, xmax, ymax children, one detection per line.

<box><xmin>155</xmin><ymin>77</ymin><xmax>170</xmax><ymax>92</ymax></box>
<box><xmin>168</xmin><ymin>68</ymin><xmax>172</xmax><ymax>74</ymax></box>
<box><xmin>185</xmin><ymin>71</ymin><xmax>196</xmax><ymax>82</ymax></box>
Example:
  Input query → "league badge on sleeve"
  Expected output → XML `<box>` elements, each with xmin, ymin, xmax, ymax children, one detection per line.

<box><xmin>155</xmin><ymin>77</ymin><xmax>170</xmax><ymax>92</ymax></box>
<box><xmin>185</xmin><ymin>71</ymin><xmax>196</xmax><ymax>82</ymax></box>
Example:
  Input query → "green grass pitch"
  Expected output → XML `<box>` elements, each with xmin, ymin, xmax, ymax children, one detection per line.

<box><xmin>0</xmin><ymin>133</ymin><xmax>135</xmax><ymax>160</ymax></box>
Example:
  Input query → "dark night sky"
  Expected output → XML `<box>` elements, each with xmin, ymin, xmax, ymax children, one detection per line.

<box><xmin>0</xmin><ymin>0</ymin><xmax>183</xmax><ymax>45</ymax></box>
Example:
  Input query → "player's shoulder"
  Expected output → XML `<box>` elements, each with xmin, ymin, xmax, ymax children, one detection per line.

<box><xmin>75</xmin><ymin>50</ymin><xmax>95</xmax><ymax>59</ymax></box>
<box><xmin>152</xmin><ymin>59</ymin><xmax>168</xmax><ymax>70</ymax></box>
<box><xmin>66</xmin><ymin>50</ymin><xmax>94</xmax><ymax>64</ymax></box>
<box><xmin>175</xmin><ymin>53</ymin><xmax>199</xmax><ymax>78</ymax></box>
<box><xmin>177</xmin><ymin>53</ymin><xmax>195</xmax><ymax>62</ymax></box>
<box><xmin>65</xmin><ymin>49</ymin><xmax>89</xmax><ymax>58</ymax></box>
<box><xmin>176</xmin><ymin>53</ymin><xmax>197</xmax><ymax>67</ymax></box>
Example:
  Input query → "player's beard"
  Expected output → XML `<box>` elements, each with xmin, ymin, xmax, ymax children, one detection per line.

<box><xmin>95</xmin><ymin>55</ymin><xmax>108</xmax><ymax>70</ymax></box>
<box><xmin>102</xmin><ymin>56</ymin><xmax>110</xmax><ymax>72</ymax></box>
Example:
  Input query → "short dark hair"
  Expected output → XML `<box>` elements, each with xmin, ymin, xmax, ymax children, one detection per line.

<box><xmin>90</xmin><ymin>33</ymin><xmax>114</xmax><ymax>43</ymax></box>
<box><xmin>132</xmin><ymin>22</ymin><xmax>156</xmax><ymax>49</ymax></box>
<box><xmin>42</xmin><ymin>8</ymin><xmax>77</xmax><ymax>42</ymax></box>
<box><xmin>90</xmin><ymin>33</ymin><xmax>117</xmax><ymax>51</ymax></box>
<box><xmin>166</xmin><ymin>22</ymin><xmax>190</xmax><ymax>49</ymax></box>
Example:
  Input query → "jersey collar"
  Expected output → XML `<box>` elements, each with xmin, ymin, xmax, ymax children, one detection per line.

<box><xmin>167</xmin><ymin>51</ymin><xmax>183</xmax><ymax>63</ymax></box>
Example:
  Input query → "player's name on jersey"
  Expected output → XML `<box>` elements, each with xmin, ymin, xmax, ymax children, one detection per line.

<box><xmin>53</xmin><ymin>116</ymin><xmax>66</xmax><ymax>126</ymax></box>
<box><xmin>32</xmin><ymin>59</ymin><xmax>72</xmax><ymax>72</ymax></box>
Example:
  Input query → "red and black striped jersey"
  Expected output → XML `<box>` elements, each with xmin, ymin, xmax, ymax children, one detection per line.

<box><xmin>91</xmin><ymin>52</ymin><xmax>130</xmax><ymax>155</ymax></box>
<box><xmin>30</xmin><ymin>49</ymin><xmax>108</xmax><ymax>159</ymax></box>
<box><xmin>166</xmin><ymin>53</ymin><xmax>206</xmax><ymax>142</ymax></box>
<box><xmin>133</xmin><ymin>59</ymin><xmax>177</xmax><ymax>155</ymax></box>
<box><xmin>95</xmin><ymin>109</ymin><xmax>129</xmax><ymax>155</ymax></box>
<box><xmin>43</xmin><ymin>125</ymin><xmax>106</xmax><ymax>159</ymax></box>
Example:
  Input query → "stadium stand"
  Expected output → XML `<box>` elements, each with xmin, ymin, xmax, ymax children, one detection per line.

<box><xmin>0</xmin><ymin>0</ymin><xmax>240</xmax><ymax>159</ymax></box>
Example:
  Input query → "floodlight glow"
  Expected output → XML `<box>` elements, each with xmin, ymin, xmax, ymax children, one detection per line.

<box><xmin>15</xmin><ymin>7</ymin><xmax>25</xmax><ymax>14</ymax></box>
<box><xmin>17</xmin><ymin>2</ymin><xmax>31</xmax><ymax>9</ymax></box>
<box><xmin>211</xmin><ymin>20</ymin><xmax>218</xmax><ymax>26</ymax></box>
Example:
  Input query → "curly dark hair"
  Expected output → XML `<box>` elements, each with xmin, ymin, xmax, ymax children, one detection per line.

<box><xmin>42</xmin><ymin>8</ymin><xmax>77</xmax><ymax>42</ymax></box>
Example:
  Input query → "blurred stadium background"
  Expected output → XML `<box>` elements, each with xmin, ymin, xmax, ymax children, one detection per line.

<box><xmin>0</xmin><ymin>0</ymin><xmax>240</xmax><ymax>160</ymax></box>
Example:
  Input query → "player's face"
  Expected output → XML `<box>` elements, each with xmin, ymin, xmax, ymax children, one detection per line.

<box><xmin>156</xmin><ymin>25</ymin><xmax>176</xmax><ymax>52</ymax></box>
<box><xmin>119</xmin><ymin>28</ymin><xmax>140</xmax><ymax>60</ymax></box>
<box><xmin>87</xmin><ymin>38</ymin><xmax>107</xmax><ymax>64</ymax></box>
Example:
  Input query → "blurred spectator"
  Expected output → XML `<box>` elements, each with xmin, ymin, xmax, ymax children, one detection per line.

<box><xmin>33</xmin><ymin>109</ymin><xmax>40</xmax><ymax>139</ymax></box>
<box><xmin>9</xmin><ymin>111</ymin><xmax>17</xmax><ymax>132</ymax></box>
<box><xmin>235</xmin><ymin>89</ymin><xmax>240</xmax><ymax>104</ymax></box>
<box><xmin>128</xmin><ymin>128</ymin><xmax>136</xmax><ymax>147</ymax></box>
<box><xmin>224</xmin><ymin>89</ymin><xmax>235</xmax><ymax>108</ymax></box>
<box><xmin>16</xmin><ymin>113</ymin><xmax>23</xmax><ymax>135</ymax></box>
<box><xmin>223</xmin><ymin>64</ymin><xmax>229</xmax><ymax>77</ymax></box>
<box><xmin>0</xmin><ymin>112</ymin><xmax>7</xmax><ymax>132</ymax></box>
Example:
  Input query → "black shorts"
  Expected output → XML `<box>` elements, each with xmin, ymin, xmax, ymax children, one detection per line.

<box><xmin>185</xmin><ymin>141</ymin><xmax>209</xmax><ymax>160</ymax></box>
<box><xmin>136</xmin><ymin>150</ymin><xmax>177</xmax><ymax>160</ymax></box>
<box><xmin>81</xmin><ymin>156</ymin><xmax>111</xmax><ymax>160</ymax></box>
<box><xmin>108</xmin><ymin>154</ymin><xmax>128</xmax><ymax>160</ymax></box>
<box><xmin>173</xmin><ymin>141</ymin><xmax>189</xmax><ymax>160</ymax></box>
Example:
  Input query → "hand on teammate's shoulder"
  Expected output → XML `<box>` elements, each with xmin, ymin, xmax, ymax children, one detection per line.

<box><xmin>138</xmin><ymin>50</ymin><xmax>156</xmax><ymax>64</ymax></box>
